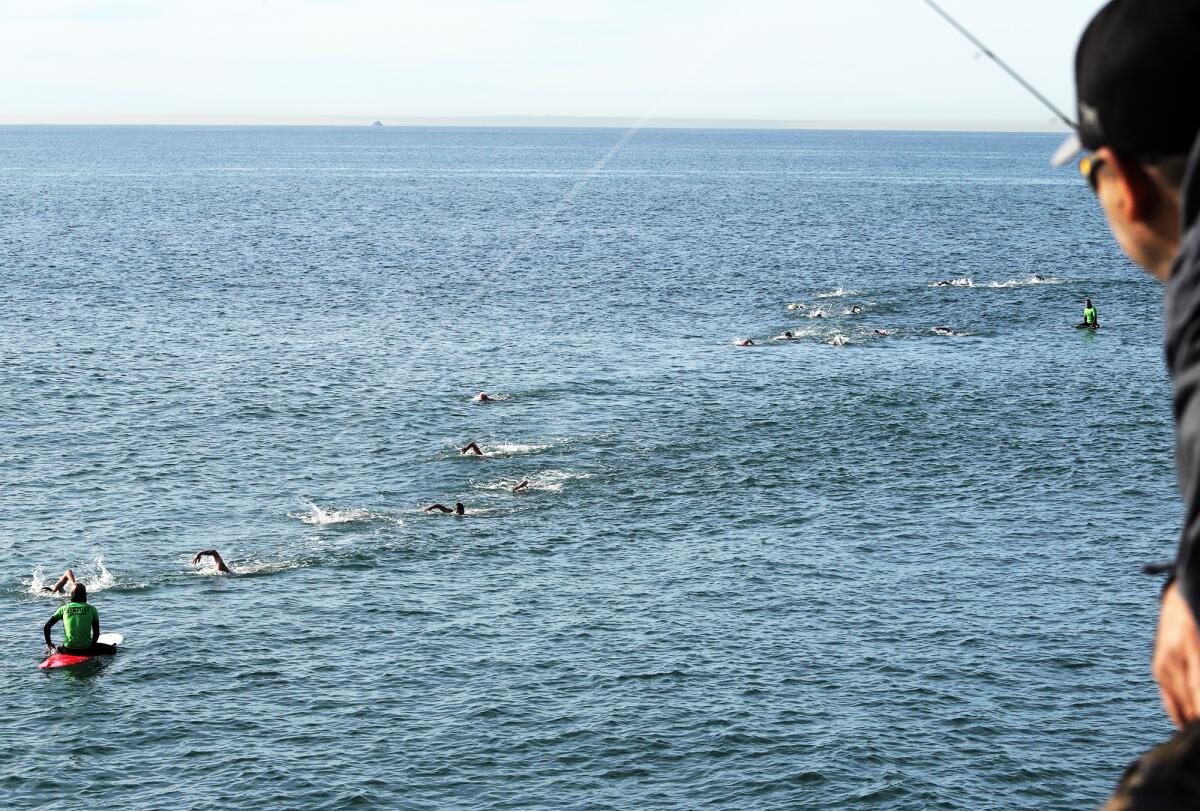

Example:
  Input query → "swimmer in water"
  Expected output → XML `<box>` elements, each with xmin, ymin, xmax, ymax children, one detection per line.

<box><xmin>734</xmin><ymin>339</ymin><xmax>754</xmax><ymax>347</ymax></box>
<box><xmin>847</xmin><ymin>305</ymin><xmax>864</xmax><ymax>315</ymax></box>
<box><xmin>828</xmin><ymin>335</ymin><xmax>849</xmax><ymax>346</ymax></box>
<box><xmin>424</xmin><ymin>502</ymin><xmax>466</xmax><ymax>515</ymax></box>
<box><xmin>460</xmin><ymin>442</ymin><xmax>485</xmax><ymax>456</ymax></box>
<box><xmin>473</xmin><ymin>392</ymin><xmax>496</xmax><ymax>403</ymax></box>
<box><xmin>1032</xmin><ymin>274</ymin><xmax>1047</xmax><ymax>282</ymax></box>
<box><xmin>872</xmin><ymin>328</ymin><xmax>893</xmax><ymax>336</ymax></box>
<box><xmin>40</xmin><ymin>568</ymin><xmax>78</xmax><ymax>594</ymax></box>
<box><xmin>772</xmin><ymin>331</ymin><xmax>796</xmax><ymax>341</ymax></box>
<box><xmin>191</xmin><ymin>550</ymin><xmax>232</xmax><ymax>574</ymax></box>
<box><xmin>931</xmin><ymin>326</ymin><xmax>964</xmax><ymax>336</ymax></box>
<box><xmin>787</xmin><ymin>303</ymin><xmax>807</xmax><ymax>310</ymax></box>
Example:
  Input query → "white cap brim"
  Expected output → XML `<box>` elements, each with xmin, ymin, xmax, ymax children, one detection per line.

<box><xmin>1051</xmin><ymin>133</ymin><xmax>1082</xmax><ymax>167</ymax></box>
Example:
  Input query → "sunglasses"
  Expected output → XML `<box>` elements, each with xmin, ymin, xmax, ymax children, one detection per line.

<box><xmin>1079</xmin><ymin>153</ymin><xmax>1105</xmax><ymax>192</ymax></box>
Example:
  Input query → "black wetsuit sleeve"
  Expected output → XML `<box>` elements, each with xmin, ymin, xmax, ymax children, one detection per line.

<box><xmin>1166</xmin><ymin>133</ymin><xmax>1200</xmax><ymax>618</ymax></box>
<box><xmin>44</xmin><ymin>616</ymin><xmax>58</xmax><ymax>647</ymax></box>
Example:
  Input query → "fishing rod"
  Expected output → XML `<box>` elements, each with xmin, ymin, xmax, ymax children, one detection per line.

<box><xmin>920</xmin><ymin>0</ymin><xmax>1077</xmax><ymax>131</ymax></box>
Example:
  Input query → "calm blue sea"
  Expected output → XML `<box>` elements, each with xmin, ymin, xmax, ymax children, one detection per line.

<box><xmin>0</xmin><ymin>126</ymin><xmax>1180</xmax><ymax>810</ymax></box>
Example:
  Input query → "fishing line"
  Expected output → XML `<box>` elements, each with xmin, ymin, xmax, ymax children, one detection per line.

<box><xmin>920</xmin><ymin>0</ymin><xmax>1076</xmax><ymax>131</ymax></box>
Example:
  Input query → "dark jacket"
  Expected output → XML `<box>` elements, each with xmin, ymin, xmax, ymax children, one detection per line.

<box><xmin>1166</xmin><ymin>132</ymin><xmax>1200</xmax><ymax>617</ymax></box>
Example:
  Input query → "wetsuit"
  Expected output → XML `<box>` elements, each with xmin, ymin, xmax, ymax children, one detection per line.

<box><xmin>44</xmin><ymin>601</ymin><xmax>115</xmax><ymax>656</ymax></box>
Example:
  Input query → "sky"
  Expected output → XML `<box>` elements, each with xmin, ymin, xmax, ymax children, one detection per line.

<box><xmin>0</xmin><ymin>0</ymin><xmax>1107</xmax><ymax>128</ymax></box>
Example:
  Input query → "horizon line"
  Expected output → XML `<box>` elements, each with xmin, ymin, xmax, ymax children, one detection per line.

<box><xmin>0</xmin><ymin>114</ymin><xmax>1071</xmax><ymax>133</ymax></box>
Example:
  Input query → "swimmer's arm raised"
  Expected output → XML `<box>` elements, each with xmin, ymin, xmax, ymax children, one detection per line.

<box><xmin>191</xmin><ymin>550</ymin><xmax>231</xmax><ymax>573</ymax></box>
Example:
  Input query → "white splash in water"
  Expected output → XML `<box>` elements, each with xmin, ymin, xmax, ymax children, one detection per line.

<box><xmin>290</xmin><ymin>498</ymin><xmax>399</xmax><ymax>526</ymax></box>
<box><xmin>541</xmin><ymin>469</ymin><xmax>591</xmax><ymax>481</ymax></box>
<box><xmin>774</xmin><ymin>327</ymin><xmax>819</xmax><ymax>340</ymax></box>
<box><xmin>477</xmin><ymin>479</ymin><xmax>562</xmax><ymax>493</ymax></box>
<box><xmin>293</xmin><ymin>499</ymin><xmax>369</xmax><ymax>525</ymax></box>
<box><xmin>814</xmin><ymin>287</ymin><xmax>859</xmax><ymax>298</ymax></box>
<box><xmin>228</xmin><ymin>558</ymin><xmax>302</xmax><ymax>576</ymax></box>
<box><xmin>988</xmin><ymin>274</ymin><xmax>1062</xmax><ymax>288</ymax></box>
<box><xmin>461</xmin><ymin>441</ymin><xmax>556</xmax><ymax>458</ymax></box>
<box><xmin>27</xmin><ymin>556</ymin><xmax>115</xmax><ymax>596</ymax></box>
<box><xmin>476</xmin><ymin>469</ymin><xmax>590</xmax><ymax>494</ymax></box>
<box><xmin>492</xmin><ymin>442</ymin><xmax>551</xmax><ymax>456</ymax></box>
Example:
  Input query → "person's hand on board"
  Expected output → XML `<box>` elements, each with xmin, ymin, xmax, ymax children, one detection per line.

<box><xmin>1153</xmin><ymin>581</ymin><xmax>1200</xmax><ymax>727</ymax></box>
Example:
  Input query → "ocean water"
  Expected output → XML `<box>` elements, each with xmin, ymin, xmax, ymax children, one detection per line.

<box><xmin>0</xmin><ymin>126</ymin><xmax>1179</xmax><ymax>810</ymax></box>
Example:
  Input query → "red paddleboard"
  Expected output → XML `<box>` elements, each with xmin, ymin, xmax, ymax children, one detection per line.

<box><xmin>38</xmin><ymin>633</ymin><xmax>122</xmax><ymax>670</ymax></box>
<box><xmin>39</xmin><ymin>653</ymin><xmax>93</xmax><ymax>669</ymax></box>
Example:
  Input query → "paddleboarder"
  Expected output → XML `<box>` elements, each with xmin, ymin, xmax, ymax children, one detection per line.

<box><xmin>1080</xmin><ymin>298</ymin><xmax>1099</xmax><ymax>329</ymax></box>
<box><xmin>43</xmin><ymin>583</ymin><xmax>115</xmax><ymax>657</ymax></box>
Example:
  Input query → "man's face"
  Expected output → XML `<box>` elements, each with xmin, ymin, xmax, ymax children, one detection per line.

<box><xmin>1088</xmin><ymin>148</ymin><xmax>1182</xmax><ymax>282</ymax></box>
<box><xmin>1093</xmin><ymin>156</ymin><xmax>1152</xmax><ymax>273</ymax></box>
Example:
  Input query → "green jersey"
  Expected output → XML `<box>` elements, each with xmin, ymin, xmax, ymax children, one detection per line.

<box><xmin>53</xmin><ymin>601</ymin><xmax>97</xmax><ymax>649</ymax></box>
<box><xmin>1084</xmin><ymin>306</ymin><xmax>1098</xmax><ymax>325</ymax></box>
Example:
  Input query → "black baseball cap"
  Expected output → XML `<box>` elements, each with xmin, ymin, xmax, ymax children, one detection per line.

<box><xmin>1052</xmin><ymin>0</ymin><xmax>1200</xmax><ymax>167</ymax></box>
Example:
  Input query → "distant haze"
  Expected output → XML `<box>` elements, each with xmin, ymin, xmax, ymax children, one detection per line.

<box><xmin>0</xmin><ymin>0</ymin><xmax>1104</xmax><ymax>129</ymax></box>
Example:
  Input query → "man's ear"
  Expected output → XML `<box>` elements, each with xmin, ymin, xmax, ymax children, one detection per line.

<box><xmin>1097</xmin><ymin>146</ymin><xmax>1157</xmax><ymax>223</ymax></box>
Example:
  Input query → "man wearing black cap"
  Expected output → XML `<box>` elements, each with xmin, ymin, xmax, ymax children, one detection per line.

<box><xmin>1055</xmin><ymin>0</ymin><xmax>1200</xmax><ymax>731</ymax></box>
